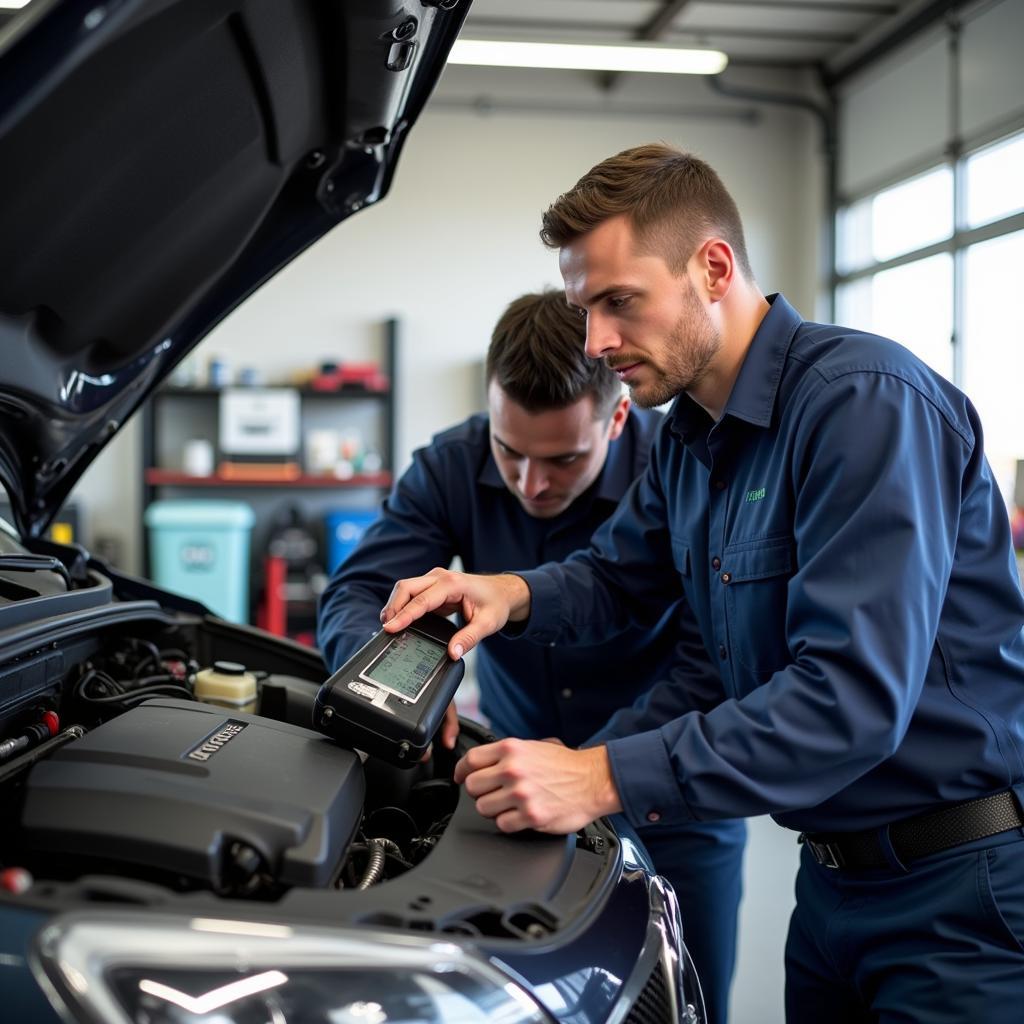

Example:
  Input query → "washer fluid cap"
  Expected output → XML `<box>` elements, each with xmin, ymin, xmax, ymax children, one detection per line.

<box><xmin>212</xmin><ymin>660</ymin><xmax>247</xmax><ymax>675</ymax></box>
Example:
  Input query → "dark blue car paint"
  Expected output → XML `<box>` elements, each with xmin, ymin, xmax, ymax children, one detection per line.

<box><xmin>0</xmin><ymin>903</ymin><xmax>60</xmax><ymax>1024</ymax></box>
<box><xmin>496</xmin><ymin>862</ymin><xmax>652</xmax><ymax>1023</ymax></box>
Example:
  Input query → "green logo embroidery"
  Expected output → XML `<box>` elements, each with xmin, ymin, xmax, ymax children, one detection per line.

<box><xmin>745</xmin><ymin>487</ymin><xmax>766</xmax><ymax>503</ymax></box>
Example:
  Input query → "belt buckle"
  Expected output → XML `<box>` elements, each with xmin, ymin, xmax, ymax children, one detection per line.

<box><xmin>799</xmin><ymin>834</ymin><xmax>845</xmax><ymax>869</ymax></box>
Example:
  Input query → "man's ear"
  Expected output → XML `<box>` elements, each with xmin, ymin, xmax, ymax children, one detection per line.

<box><xmin>607</xmin><ymin>395</ymin><xmax>630</xmax><ymax>441</ymax></box>
<box><xmin>694</xmin><ymin>237</ymin><xmax>735</xmax><ymax>303</ymax></box>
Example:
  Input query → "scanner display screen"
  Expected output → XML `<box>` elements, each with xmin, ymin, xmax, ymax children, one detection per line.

<box><xmin>362</xmin><ymin>630</ymin><xmax>446</xmax><ymax>701</ymax></box>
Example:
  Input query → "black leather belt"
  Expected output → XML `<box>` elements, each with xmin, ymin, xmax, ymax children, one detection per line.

<box><xmin>798</xmin><ymin>790</ymin><xmax>1024</xmax><ymax>870</ymax></box>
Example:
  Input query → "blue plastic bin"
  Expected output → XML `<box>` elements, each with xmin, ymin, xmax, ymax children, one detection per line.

<box><xmin>145</xmin><ymin>500</ymin><xmax>255</xmax><ymax>623</ymax></box>
<box><xmin>325</xmin><ymin>508</ymin><xmax>378</xmax><ymax>573</ymax></box>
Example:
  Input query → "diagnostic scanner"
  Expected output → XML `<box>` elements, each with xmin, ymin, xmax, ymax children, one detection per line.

<box><xmin>314</xmin><ymin>613</ymin><xmax>464</xmax><ymax>766</ymax></box>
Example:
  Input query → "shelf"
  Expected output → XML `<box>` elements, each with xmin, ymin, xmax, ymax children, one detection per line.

<box><xmin>141</xmin><ymin>318</ymin><xmax>399</xmax><ymax>585</ymax></box>
<box><xmin>145</xmin><ymin>469</ymin><xmax>392</xmax><ymax>488</ymax></box>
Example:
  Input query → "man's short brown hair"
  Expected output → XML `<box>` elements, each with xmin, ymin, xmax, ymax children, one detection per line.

<box><xmin>486</xmin><ymin>290</ymin><xmax>621</xmax><ymax>418</ymax></box>
<box><xmin>540</xmin><ymin>143</ymin><xmax>752</xmax><ymax>278</ymax></box>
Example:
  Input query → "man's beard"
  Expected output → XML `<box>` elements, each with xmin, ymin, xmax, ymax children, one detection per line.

<box><xmin>624</xmin><ymin>285</ymin><xmax>721</xmax><ymax>409</ymax></box>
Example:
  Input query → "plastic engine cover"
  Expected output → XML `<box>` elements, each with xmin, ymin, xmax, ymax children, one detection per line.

<box><xmin>20</xmin><ymin>699</ymin><xmax>364</xmax><ymax>889</ymax></box>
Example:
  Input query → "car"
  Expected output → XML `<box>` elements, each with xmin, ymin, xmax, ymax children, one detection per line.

<box><xmin>0</xmin><ymin>2</ymin><xmax>704</xmax><ymax>1022</ymax></box>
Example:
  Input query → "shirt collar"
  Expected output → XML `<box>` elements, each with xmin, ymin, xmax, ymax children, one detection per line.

<box><xmin>592</xmin><ymin>412</ymin><xmax>641</xmax><ymax>503</ymax></box>
<box><xmin>477</xmin><ymin>409</ymin><xmax>641</xmax><ymax>507</ymax></box>
<box><xmin>669</xmin><ymin>292</ymin><xmax>802</xmax><ymax>437</ymax></box>
<box><xmin>477</xmin><ymin>444</ymin><xmax>504</xmax><ymax>489</ymax></box>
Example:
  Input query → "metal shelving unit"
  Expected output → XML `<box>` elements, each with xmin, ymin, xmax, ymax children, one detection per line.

<box><xmin>139</xmin><ymin>319</ymin><xmax>398</xmax><ymax>585</ymax></box>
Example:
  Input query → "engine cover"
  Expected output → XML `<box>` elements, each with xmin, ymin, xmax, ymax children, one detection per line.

<box><xmin>21</xmin><ymin>699</ymin><xmax>364</xmax><ymax>889</ymax></box>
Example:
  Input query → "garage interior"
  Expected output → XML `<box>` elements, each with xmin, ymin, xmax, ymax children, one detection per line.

<box><xmin>6</xmin><ymin>0</ymin><xmax>1022</xmax><ymax>1020</ymax></box>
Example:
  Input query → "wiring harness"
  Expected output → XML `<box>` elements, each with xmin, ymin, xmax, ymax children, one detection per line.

<box><xmin>75</xmin><ymin>638</ymin><xmax>197</xmax><ymax>713</ymax></box>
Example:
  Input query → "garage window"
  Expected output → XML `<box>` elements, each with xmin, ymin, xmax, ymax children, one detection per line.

<box><xmin>833</xmin><ymin>127</ymin><xmax>1024</xmax><ymax>504</ymax></box>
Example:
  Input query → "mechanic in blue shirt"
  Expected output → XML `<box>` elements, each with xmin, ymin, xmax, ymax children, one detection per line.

<box><xmin>380</xmin><ymin>145</ymin><xmax>1024</xmax><ymax>1022</ymax></box>
<box><xmin>317</xmin><ymin>290</ymin><xmax>746</xmax><ymax>1024</ymax></box>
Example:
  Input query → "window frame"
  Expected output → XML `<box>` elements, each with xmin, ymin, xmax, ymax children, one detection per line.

<box><xmin>832</xmin><ymin>121</ymin><xmax>1024</xmax><ymax>391</ymax></box>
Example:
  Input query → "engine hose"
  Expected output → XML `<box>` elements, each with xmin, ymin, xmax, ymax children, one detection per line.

<box><xmin>355</xmin><ymin>838</ymin><xmax>403</xmax><ymax>890</ymax></box>
<box><xmin>0</xmin><ymin>726</ymin><xmax>86</xmax><ymax>785</ymax></box>
<box><xmin>0</xmin><ymin>722</ymin><xmax>51</xmax><ymax>762</ymax></box>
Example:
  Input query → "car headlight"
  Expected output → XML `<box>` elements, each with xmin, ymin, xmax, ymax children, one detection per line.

<box><xmin>32</xmin><ymin>913</ymin><xmax>553</xmax><ymax>1024</ymax></box>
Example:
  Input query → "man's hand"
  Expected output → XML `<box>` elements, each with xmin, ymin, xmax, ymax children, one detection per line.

<box><xmin>439</xmin><ymin>700</ymin><xmax>460</xmax><ymax>750</ymax></box>
<box><xmin>453</xmin><ymin>739</ymin><xmax>622</xmax><ymax>834</ymax></box>
<box><xmin>380</xmin><ymin>568</ymin><xmax>532</xmax><ymax>660</ymax></box>
<box><xmin>418</xmin><ymin>702</ymin><xmax>461</xmax><ymax>762</ymax></box>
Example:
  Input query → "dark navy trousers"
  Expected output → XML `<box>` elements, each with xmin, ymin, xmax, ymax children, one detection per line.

<box><xmin>785</xmin><ymin>830</ymin><xmax>1024</xmax><ymax>1022</ymax></box>
<box><xmin>617</xmin><ymin>816</ymin><xmax>746</xmax><ymax>1024</ymax></box>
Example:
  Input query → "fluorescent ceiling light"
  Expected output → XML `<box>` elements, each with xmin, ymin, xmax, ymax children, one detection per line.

<box><xmin>448</xmin><ymin>39</ymin><xmax>728</xmax><ymax>76</ymax></box>
<box><xmin>0</xmin><ymin>0</ymin><xmax>33</xmax><ymax>7</ymax></box>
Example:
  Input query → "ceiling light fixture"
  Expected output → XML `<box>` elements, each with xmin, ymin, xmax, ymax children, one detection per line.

<box><xmin>0</xmin><ymin>0</ymin><xmax>32</xmax><ymax>7</ymax></box>
<box><xmin>448</xmin><ymin>39</ymin><xmax>728</xmax><ymax>76</ymax></box>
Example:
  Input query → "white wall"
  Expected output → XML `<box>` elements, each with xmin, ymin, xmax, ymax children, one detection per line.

<box><xmin>68</xmin><ymin>65</ymin><xmax>822</xmax><ymax>1024</ymax></box>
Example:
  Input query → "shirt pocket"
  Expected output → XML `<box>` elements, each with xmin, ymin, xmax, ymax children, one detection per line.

<box><xmin>670</xmin><ymin>538</ymin><xmax>703</xmax><ymax>618</ymax></box>
<box><xmin>670</xmin><ymin>539</ymin><xmax>691</xmax><ymax>578</ymax></box>
<box><xmin>723</xmin><ymin>534</ymin><xmax>795</xmax><ymax>676</ymax></box>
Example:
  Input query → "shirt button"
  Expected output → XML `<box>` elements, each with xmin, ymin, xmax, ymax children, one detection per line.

<box><xmin>718</xmin><ymin>644</ymin><xmax>727</xmax><ymax>661</ymax></box>
<box><xmin>647</xmin><ymin>811</ymin><xmax>661</xmax><ymax>823</ymax></box>
<box><xmin>711</xmin><ymin>556</ymin><xmax>721</xmax><ymax>570</ymax></box>
<box><xmin>714</xmin><ymin>479</ymin><xmax>727</xmax><ymax>491</ymax></box>
<box><xmin>721</xmin><ymin>572</ymin><xmax>732</xmax><ymax>584</ymax></box>
<box><xmin>548</xmin><ymin>641</ymin><xmax>556</xmax><ymax>648</ymax></box>
<box><xmin>561</xmin><ymin>688</ymin><xmax>573</xmax><ymax>699</ymax></box>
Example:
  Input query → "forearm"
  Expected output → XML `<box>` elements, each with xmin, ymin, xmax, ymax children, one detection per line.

<box><xmin>589</xmin><ymin>745</ymin><xmax>623</xmax><ymax>818</ymax></box>
<box><xmin>318</xmin><ymin>456</ymin><xmax>458</xmax><ymax>670</ymax></box>
<box><xmin>383</xmin><ymin>457</ymin><xmax>675</xmax><ymax>658</ymax></box>
<box><xmin>317</xmin><ymin>574</ymin><xmax>391</xmax><ymax>671</ymax></box>
<box><xmin>517</xmin><ymin>547</ymin><xmax>678</xmax><ymax>647</ymax></box>
<box><xmin>584</xmin><ymin>605</ymin><xmax>722</xmax><ymax>748</ymax></box>
<box><xmin>498</xmin><ymin>572</ymin><xmax>532</xmax><ymax>622</ymax></box>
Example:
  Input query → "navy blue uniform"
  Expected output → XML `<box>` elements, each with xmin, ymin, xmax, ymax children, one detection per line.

<box><xmin>518</xmin><ymin>294</ymin><xmax>1024</xmax><ymax>1020</ymax></box>
<box><xmin>317</xmin><ymin>409</ymin><xmax>746</xmax><ymax>1024</ymax></box>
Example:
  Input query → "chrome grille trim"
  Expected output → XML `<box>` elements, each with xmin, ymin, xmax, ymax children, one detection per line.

<box><xmin>606</xmin><ymin>875</ymin><xmax>704</xmax><ymax>1024</ymax></box>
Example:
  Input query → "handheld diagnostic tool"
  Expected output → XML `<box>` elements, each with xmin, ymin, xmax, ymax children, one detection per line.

<box><xmin>313</xmin><ymin>613</ymin><xmax>464</xmax><ymax>766</ymax></box>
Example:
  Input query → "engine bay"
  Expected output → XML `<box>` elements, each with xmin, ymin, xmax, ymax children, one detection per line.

<box><xmin>21</xmin><ymin>699</ymin><xmax>366</xmax><ymax>895</ymax></box>
<box><xmin>0</xmin><ymin>552</ymin><xmax>618</xmax><ymax>947</ymax></box>
<box><xmin>0</xmin><ymin>623</ymin><xmax>464</xmax><ymax>902</ymax></box>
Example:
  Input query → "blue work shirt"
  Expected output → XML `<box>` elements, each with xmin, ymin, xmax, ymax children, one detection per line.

<box><xmin>519</xmin><ymin>294</ymin><xmax>1024</xmax><ymax>834</ymax></box>
<box><xmin>317</xmin><ymin>409</ymin><xmax>722</xmax><ymax>746</ymax></box>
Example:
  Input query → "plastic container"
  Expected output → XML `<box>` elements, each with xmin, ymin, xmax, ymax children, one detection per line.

<box><xmin>325</xmin><ymin>508</ymin><xmax>378</xmax><ymax>573</ymax></box>
<box><xmin>145</xmin><ymin>500</ymin><xmax>255</xmax><ymax>623</ymax></box>
<box><xmin>194</xmin><ymin>661</ymin><xmax>258</xmax><ymax>713</ymax></box>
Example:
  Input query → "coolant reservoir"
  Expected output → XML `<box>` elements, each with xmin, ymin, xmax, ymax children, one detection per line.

<box><xmin>194</xmin><ymin>661</ymin><xmax>258</xmax><ymax>713</ymax></box>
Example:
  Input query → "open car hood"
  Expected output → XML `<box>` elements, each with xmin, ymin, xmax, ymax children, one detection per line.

<box><xmin>0</xmin><ymin>0</ymin><xmax>468</xmax><ymax>538</ymax></box>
